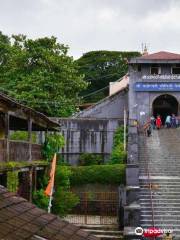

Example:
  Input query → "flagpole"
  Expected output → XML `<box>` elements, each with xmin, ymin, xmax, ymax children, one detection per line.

<box><xmin>45</xmin><ymin>153</ymin><xmax>57</xmax><ymax>214</ymax></box>
<box><xmin>124</xmin><ymin>107</ymin><xmax>126</xmax><ymax>151</ymax></box>
<box><xmin>48</xmin><ymin>189</ymin><xmax>53</xmax><ymax>213</ymax></box>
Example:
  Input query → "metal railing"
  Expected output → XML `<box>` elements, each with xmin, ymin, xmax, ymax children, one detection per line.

<box><xmin>141</xmin><ymin>121</ymin><xmax>155</xmax><ymax>236</ymax></box>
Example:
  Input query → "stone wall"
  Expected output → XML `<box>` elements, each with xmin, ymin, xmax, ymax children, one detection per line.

<box><xmin>53</xmin><ymin>118</ymin><xmax>123</xmax><ymax>165</ymax></box>
<box><xmin>76</xmin><ymin>88</ymin><xmax>128</xmax><ymax>118</ymax></box>
<box><xmin>51</xmin><ymin>88</ymin><xmax>128</xmax><ymax>165</ymax></box>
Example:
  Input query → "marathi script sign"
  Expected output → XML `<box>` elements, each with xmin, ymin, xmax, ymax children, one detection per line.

<box><xmin>142</xmin><ymin>75</ymin><xmax>180</xmax><ymax>80</ymax></box>
<box><xmin>134</xmin><ymin>82</ymin><xmax>180</xmax><ymax>91</ymax></box>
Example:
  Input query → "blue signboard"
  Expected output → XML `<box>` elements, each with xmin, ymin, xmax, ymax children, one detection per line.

<box><xmin>134</xmin><ymin>82</ymin><xmax>180</xmax><ymax>91</ymax></box>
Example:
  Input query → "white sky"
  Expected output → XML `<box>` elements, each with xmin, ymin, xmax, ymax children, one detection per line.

<box><xmin>0</xmin><ymin>0</ymin><xmax>180</xmax><ymax>59</ymax></box>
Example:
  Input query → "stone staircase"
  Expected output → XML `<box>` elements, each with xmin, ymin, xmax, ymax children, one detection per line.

<box><xmin>139</xmin><ymin>128</ymin><xmax>180</xmax><ymax>238</ymax></box>
<box><xmin>78</xmin><ymin>224</ymin><xmax>123</xmax><ymax>240</ymax></box>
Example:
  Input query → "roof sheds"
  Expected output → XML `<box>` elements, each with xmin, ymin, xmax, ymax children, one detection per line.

<box><xmin>0</xmin><ymin>185</ymin><xmax>98</xmax><ymax>240</ymax></box>
<box><xmin>0</xmin><ymin>92</ymin><xmax>60</xmax><ymax>131</ymax></box>
<box><xmin>129</xmin><ymin>51</ymin><xmax>180</xmax><ymax>64</ymax></box>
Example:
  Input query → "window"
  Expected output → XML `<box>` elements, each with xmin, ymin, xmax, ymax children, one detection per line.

<box><xmin>150</xmin><ymin>65</ymin><xmax>161</xmax><ymax>75</ymax></box>
<box><xmin>172</xmin><ymin>65</ymin><xmax>180</xmax><ymax>74</ymax></box>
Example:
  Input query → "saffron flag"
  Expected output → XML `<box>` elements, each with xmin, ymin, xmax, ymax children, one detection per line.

<box><xmin>44</xmin><ymin>153</ymin><xmax>57</xmax><ymax>197</ymax></box>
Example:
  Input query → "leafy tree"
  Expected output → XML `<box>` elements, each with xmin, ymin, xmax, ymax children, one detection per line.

<box><xmin>42</xmin><ymin>133</ymin><xmax>65</xmax><ymax>161</ymax></box>
<box><xmin>76</xmin><ymin>50</ymin><xmax>141</xmax><ymax>102</ymax></box>
<box><xmin>0</xmin><ymin>32</ymin><xmax>87</xmax><ymax>116</ymax></box>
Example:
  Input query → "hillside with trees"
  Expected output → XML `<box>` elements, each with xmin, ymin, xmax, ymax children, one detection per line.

<box><xmin>76</xmin><ymin>50</ymin><xmax>141</xmax><ymax>102</ymax></box>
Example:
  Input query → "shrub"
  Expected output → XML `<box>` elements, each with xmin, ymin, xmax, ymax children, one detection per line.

<box><xmin>57</xmin><ymin>154</ymin><xmax>70</xmax><ymax>166</ymax></box>
<box><xmin>79</xmin><ymin>153</ymin><xmax>103</xmax><ymax>166</ymax></box>
<box><xmin>33</xmin><ymin>189</ymin><xmax>49</xmax><ymax>210</ymax></box>
<box><xmin>108</xmin><ymin>127</ymin><xmax>127</xmax><ymax>164</ymax></box>
<box><xmin>109</xmin><ymin>143</ymin><xmax>127</xmax><ymax>164</ymax></box>
<box><xmin>69</xmin><ymin>164</ymin><xmax>125</xmax><ymax>185</ymax></box>
<box><xmin>53</xmin><ymin>166</ymin><xmax>79</xmax><ymax>216</ymax></box>
<box><xmin>10</xmin><ymin>131</ymin><xmax>36</xmax><ymax>143</ymax></box>
<box><xmin>7</xmin><ymin>170</ymin><xmax>19</xmax><ymax>192</ymax></box>
<box><xmin>52</xmin><ymin>188</ymin><xmax>79</xmax><ymax>217</ymax></box>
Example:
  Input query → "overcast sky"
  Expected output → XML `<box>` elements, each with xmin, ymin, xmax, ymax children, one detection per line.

<box><xmin>0</xmin><ymin>0</ymin><xmax>180</xmax><ymax>59</ymax></box>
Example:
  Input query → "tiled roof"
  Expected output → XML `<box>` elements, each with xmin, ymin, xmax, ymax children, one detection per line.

<box><xmin>138</xmin><ymin>51</ymin><xmax>180</xmax><ymax>60</ymax></box>
<box><xmin>0</xmin><ymin>185</ymin><xmax>98</xmax><ymax>240</ymax></box>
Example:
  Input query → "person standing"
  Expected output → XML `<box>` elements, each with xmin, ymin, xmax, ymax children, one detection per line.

<box><xmin>156</xmin><ymin>115</ymin><xmax>162</xmax><ymax>130</ymax></box>
<box><xmin>171</xmin><ymin>114</ymin><xmax>177</xmax><ymax>128</ymax></box>
<box><xmin>165</xmin><ymin>115</ymin><xmax>171</xmax><ymax>128</ymax></box>
<box><xmin>150</xmin><ymin>116</ymin><xmax>156</xmax><ymax>129</ymax></box>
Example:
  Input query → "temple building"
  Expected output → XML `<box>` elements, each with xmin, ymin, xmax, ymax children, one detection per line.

<box><xmin>57</xmin><ymin>51</ymin><xmax>180</xmax><ymax>165</ymax></box>
<box><xmin>129</xmin><ymin>51</ymin><xmax>180</xmax><ymax>124</ymax></box>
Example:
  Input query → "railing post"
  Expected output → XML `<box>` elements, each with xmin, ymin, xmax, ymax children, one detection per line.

<box><xmin>29</xmin><ymin>167</ymin><xmax>33</xmax><ymax>202</ymax></box>
<box><xmin>5</xmin><ymin>112</ymin><xmax>10</xmax><ymax>162</ymax></box>
<box><xmin>28</xmin><ymin>117</ymin><xmax>32</xmax><ymax>162</ymax></box>
<box><xmin>118</xmin><ymin>185</ymin><xmax>126</xmax><ymax>230</ymax></box>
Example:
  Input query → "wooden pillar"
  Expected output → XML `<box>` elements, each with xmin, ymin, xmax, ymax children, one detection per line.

<box><xmin>28</xmin><ymin>118</ymin><xmax>32</xmax><ymax>162</ymax></box>
<box><xmin>29</xmin><ymin>167</ymin><xmax>33</xmax><ymax>202</ymax></box>
<box><xmin>5</xmin><ymin>112</ymin><xmax>10</xmax><ymax>162</ymax></box>
<box><xmin>34</xmin><ymin>168</ymin><xmax>37</xmax><ymax>192</ymax></box>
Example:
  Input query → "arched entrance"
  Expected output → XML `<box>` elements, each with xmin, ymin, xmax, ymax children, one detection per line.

<box><xmin>152</xmin><ymin>94</ymin><xmax>179</xmax><ymax>124</ymax></box>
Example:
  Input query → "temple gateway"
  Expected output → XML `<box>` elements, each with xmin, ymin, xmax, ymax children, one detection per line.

<box><xmin>129</xmin><ymin>51</ymin><xmax>180</xmax><ymax>124</ymax></box>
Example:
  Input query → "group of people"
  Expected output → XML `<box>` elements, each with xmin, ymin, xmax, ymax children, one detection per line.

<box><xmin>145</xmin><ymin>114</ymin><xmax>179</xmax><ymax>137</ymax></box>
<box><xmin>150</xmin><ymin>114</ymin><xmax>179</xmax><ymax>130</ymax></box>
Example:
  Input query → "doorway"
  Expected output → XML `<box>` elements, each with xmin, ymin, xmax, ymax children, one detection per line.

<box><xmin>152</xmin><ymin>94</ymin><xmax>178</xmax><ymax>124</ymax></box>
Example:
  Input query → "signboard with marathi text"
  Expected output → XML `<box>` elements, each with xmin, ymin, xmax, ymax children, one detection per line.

<box><xmin>134</xmin><ymin>82</ymin><xmax>180</xmax><ymax>91</ymax></box>
<box><xmin>142</xmin><ymin>75</ymin><xmax>180</xmax><ymax>80</ymax></box>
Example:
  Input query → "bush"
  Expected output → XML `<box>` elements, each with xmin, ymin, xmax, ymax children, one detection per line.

<box><xmin>79</xmin><ymin>153</ymin><xmax>103</xmax><ymax>166</ymax></box>
<box><xmin>69</xmin><ymin>164</ymin><xmax>125</xmax><ymax>185</ymax></box>
<box><xmin>57</xmin><ymin>154</ymin><xmax>70</xmax><ymax>166</ymax></box>
<box><xmin>10</xmin><ymin>131</ymin><xmax>36</xmax><ymax>143</ymax></box>
<box><xmin>53</xmin><ymin>166</ymin><xmax>79</xmax><ymax>216</ymax></box>
<box><xmin>52</xmin><ymin>188</ymin><xmax>79</xmax><ymax>217</ymax></box>
<box><xmin>109</xmin><ymin>143</ymin><xmax>127</xmax><ymax>164</ymax></box>
<box><xmin>33</xmin><ymin>189</ymin><xmax>49</xmax><ymax>210</ymax></box>
<box><xmin>108</xmin><ymin>127</ymin><xmax>127</xmax><ymax>164</ymax></box>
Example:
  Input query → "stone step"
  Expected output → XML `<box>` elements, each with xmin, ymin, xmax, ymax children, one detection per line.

<box><xmin>77</xmin><ymin>224</ymin><xmax>119</xmax><ymax>231</ymax></box>
<box><xmin>84</xmin><ymin>229</ymin><xmax>122</xmax><ymax>236</ymax></box>
<box><xmin>141</xmin><ymin>210</ymin><xmax>180</xmax><ymax>215</ymax></box>
<box><xmin>141</xmin><ymin>215</ymin><xmax>180</xmax><ymax>220</ymax></box>
<box><xmin>140</xmin><ymin>220</ymin><xmax>180</xmax><ymax>225</ymax></box>
<box><xmin>140</xmin><ymin>184</ymin><xmax>180</xmax><ymax>188</ymax></box>
<box><xmin>139</xmin><ymin>176</ymin><xmax>180</xmax><ymax>180</ymax></box>
<box><xmin>140</xmin><ymin>202</ymin><xmax>180</xmax><ymax>207</ymax></box>
<box><xmin>94</xmin><ymin>235</ymin><xmax>123</xmax><ymax>240</ymax></box>
<box><xmin>139</xmin><ymin>171</ymin><xmax>180</xmax><ymax>175</ymax></box>
<box><xmin>140</xmin><ymin>199</ymin><xmax>180</xmax><ymax>203</ymax></box>
<box><xmin>139</xmin><ymin>180</ymin><xmax>180</xmax><ymax>183</ymax></box>
<box><xmin>141</xmin><ymin>204</ymin><xmax>180</xmax><ymax>211</ymax></box>
<box><xmin>140</xmin><ymin>188</ymin><xmax>180</xmax><ymax>192</ymax></box>
<box><xmin>141</xmin><ymin>223</ymin><xmax>180</xmax><ymax>228</ymax></box>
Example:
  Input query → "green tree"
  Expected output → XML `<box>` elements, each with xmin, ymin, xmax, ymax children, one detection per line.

<box><xmin>0</xmin><ymin>32</ymin><xmax>87</xmax><ymax>117</ymax></box>
<box><xmin>76</xmin><ymin>50</ymin><xmax>141</xmax><ymax>102</ymax></box>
